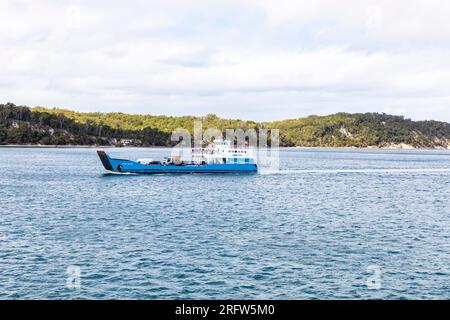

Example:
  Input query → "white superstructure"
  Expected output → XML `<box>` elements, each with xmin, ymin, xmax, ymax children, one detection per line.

<box><xmin>192</xmin><ymin>139</ymin><xmax>257</xmax><ymax>164</ymax></box>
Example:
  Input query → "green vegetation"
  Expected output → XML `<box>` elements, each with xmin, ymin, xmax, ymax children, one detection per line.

<box><xmin>1</xmin><ymin>102</ymin><xmax>449</xmax><ymax>148</ymax></box>
<box><xmin>268</xmin><ymin>113</ymin><xmax>450</xmax><ymax>148</ymax></box>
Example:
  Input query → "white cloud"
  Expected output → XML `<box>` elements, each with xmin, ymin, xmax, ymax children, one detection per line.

<box><xmin>1</xmin><ymin>0</ymin><xmax>450</xmax><ymax>121</ymax></box>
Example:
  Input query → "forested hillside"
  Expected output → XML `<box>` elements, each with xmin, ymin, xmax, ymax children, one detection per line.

<box><xmin>1</xmin><ymin>103</ymin><xmax>449</xmax><ymax>148</ymax></box>
<box><xmin>269</xmin><ymin>113</ymin><xmax>450</xmax><ymax>148</ymax></box>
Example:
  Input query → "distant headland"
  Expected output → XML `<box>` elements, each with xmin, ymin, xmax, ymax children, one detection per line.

<box><xmin>1</xmin><ymin>102</ymin><xmax>449</xmax><ymax>149</ymax></box>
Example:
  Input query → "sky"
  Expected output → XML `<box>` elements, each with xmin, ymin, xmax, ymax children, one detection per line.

<box><xmin>1</xmin><ymin>0</ymin><xmax>450</xmax><ymax>121</ymax></box>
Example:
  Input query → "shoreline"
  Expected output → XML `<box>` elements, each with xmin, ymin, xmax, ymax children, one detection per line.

<box><xmin>294</xmin><ymin>146</ymin><xmax>450</xmax><ymax>151</ymax></box>
<box><xmin>0</xmin><ymin>144</ymin><xmax>115</xmax><ymax>148</ymax></box>
<box><xmin>0</xmin><ymin>144</ymin><xmax>449</xmax><ymax>151</ymax></box>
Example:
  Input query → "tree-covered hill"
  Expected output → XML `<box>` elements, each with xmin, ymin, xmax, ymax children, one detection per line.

<box><xmin>268</xmin><ymin>113</ymin><xmax>450</xmax><ymax>148</ymax></box>
<box><xmin>1</xmin><ymin>103</ymin><xmax>449</xmax><ymax>148</ymax></box>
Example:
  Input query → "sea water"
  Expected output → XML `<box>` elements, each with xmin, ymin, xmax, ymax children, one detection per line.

<box><xmin>0</xmin><ymin>147</ymin><xmax>449</xmax><ymax>299</ymax></box>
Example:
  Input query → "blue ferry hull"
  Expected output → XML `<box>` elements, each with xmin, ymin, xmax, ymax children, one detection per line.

<box><xmin>97</xmin><ymin>151</ymin><xmax>258</xmax><ymax>174</ymax></box>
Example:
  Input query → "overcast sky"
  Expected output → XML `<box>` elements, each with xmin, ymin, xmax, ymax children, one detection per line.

<box><xmin>1</xmin><ymin>0</ymin><xmax>450</xmax><ymax>121</ymax></box>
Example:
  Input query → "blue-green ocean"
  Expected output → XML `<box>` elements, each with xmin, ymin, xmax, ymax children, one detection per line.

<box><xmin>0</xmin><ymin>147</ymin><xmax>449</xmax><ymax>299</ymax></box>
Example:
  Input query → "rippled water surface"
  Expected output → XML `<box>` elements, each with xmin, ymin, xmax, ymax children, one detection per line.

<box><xmin>0</xmin><ymin>147</ymin><xmax>449</xmax><ymax>299</ymax></box>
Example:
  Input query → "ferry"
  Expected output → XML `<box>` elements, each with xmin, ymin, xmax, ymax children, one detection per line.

<box><xmin>97</xmin><ymin>139</ymin><xmax>258</xmax><ymax>174</ymax></box>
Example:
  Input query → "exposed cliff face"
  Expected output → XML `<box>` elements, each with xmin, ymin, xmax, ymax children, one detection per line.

<box><xmin>269</xmin><ymin>113</ymin><xmax>450</xmax><ymax>148</ymax></box>
<box><xmin>1</xmin><ymin>103</ymin><xmax>450</xmax><ymax>148</ymax></box>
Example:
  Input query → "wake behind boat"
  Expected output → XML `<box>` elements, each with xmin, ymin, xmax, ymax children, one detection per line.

<box><xmin>97</xmin><ymin>139</ymin><xmax>258</xmax><ymax>174</ymax></box>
